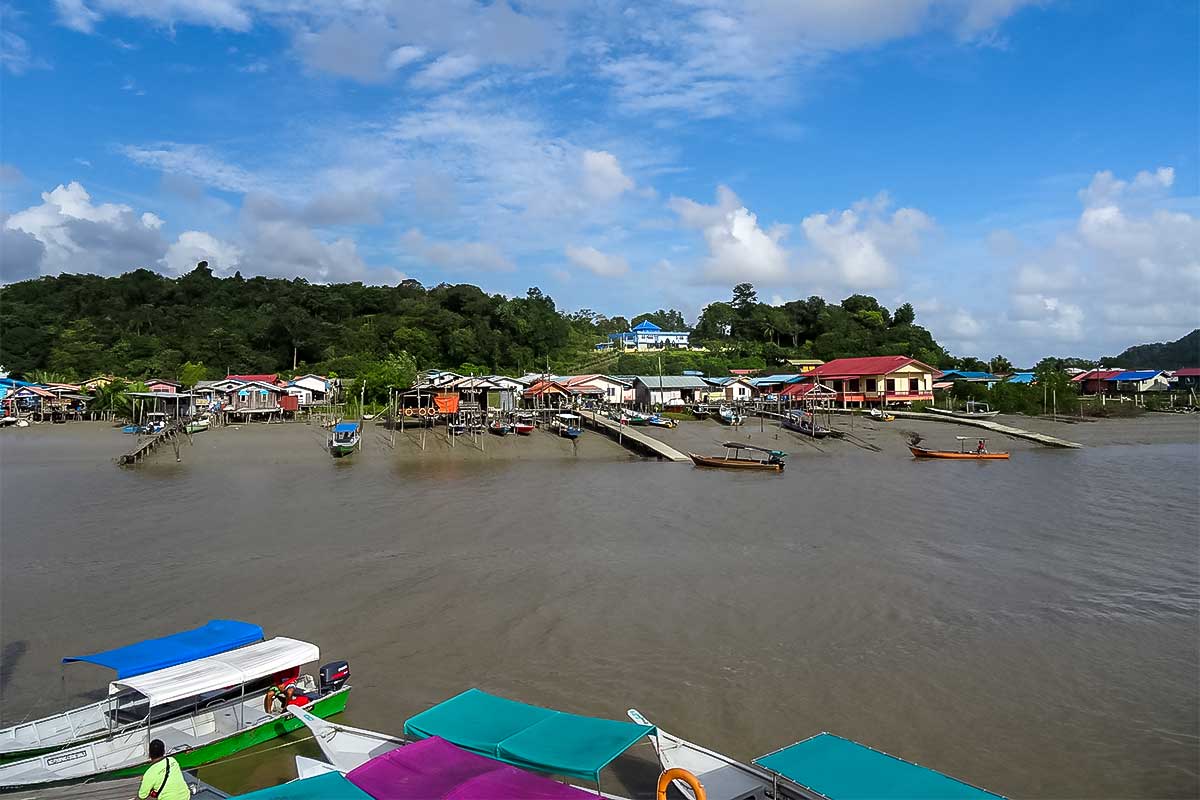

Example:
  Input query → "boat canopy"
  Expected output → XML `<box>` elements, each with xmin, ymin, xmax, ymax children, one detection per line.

<box><xmin>108</xmin><ymin>637</ymin><xmax>319</xmax><ymax>707</ymax></box>
<box><xmin>403</xmin><ymin>689</ymin><xmax>654</xmax><ymax>782</ymax></box>
<box><xmin>752</xmin><ymin>733</ymin><xmax>1005</xmax><ymax>800</ymax></box>
<box><xmin>347</xmin><ymin>735</ymin><xmax>599</xmax><ymax>799</ymax></box>
<box><xmin>333</xmin><ymin>422</ymin><xmax>360</xmax><ymax>433</ymax></box>
<box><xmin>233</xmin><ymin>772</ymin><xmax>370</xmax><ymax>799</ymax></box>
<box><xmin>61</xmin><ymin>620</ymin><xmax>263</xmax><ymax>679</ymax></box>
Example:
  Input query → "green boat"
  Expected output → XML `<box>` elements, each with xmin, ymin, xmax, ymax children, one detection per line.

<box><xmin>328</xmin><ymin>422</ymin><xmax>361</xmax><ymax>458</ymax></box>
<box><xmin>0</xmin><ymin>637</ymin><xmax>351</xmax><ymax>792</ymax></box>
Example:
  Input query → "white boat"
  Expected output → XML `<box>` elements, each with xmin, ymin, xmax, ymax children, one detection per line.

<box><xmin>0</xmin><ymin>638</ymin><xmax>351</xmax><ymax>790</ymax></box>
<box><xmin>0</xmin><ymin>620</ymin><xmax>263</xmax><ymax>762</ymax></box>
<box><xmin>142</xmin><ymin>412</ymin><xmax>169</xmax><ymax>434</ymax></box>
<box><xmin>926</xmin><ymin>401</ymin><xmax>1000</xmax><ymax>419</ymax></box>
<box><xmin>552</xmin><ymin>412</ymin><xmax>582</xmax><ymax>439</ymax></box>
<box><xmin>0</xmin><ymin>416</ymin><xmax>18</xmax><ymax>427</ymax></box>
<box><xmin>718</xmin><ymin>405</ymin><xmax>745</xmax><ymax>425</ymax></box>
<box><xmin>185</xmin><ymin>417</ymin><xmax>211</xmax><ymax>434</ymax></box>
<box><xmin>328</xmin><ymin>422</ymin><xmax>361</xmax><ymax>457</ymax></box>
<box><xmin>627</xmin><ymin>709</ymin><xmax>1005</xmax><ymax>800</ymax></box>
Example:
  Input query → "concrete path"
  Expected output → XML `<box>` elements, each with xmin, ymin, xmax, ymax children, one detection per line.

<box><xmin>579</xmin><ymin>411</ymin><xmax>691</xmax><ymax>461</ymax></box>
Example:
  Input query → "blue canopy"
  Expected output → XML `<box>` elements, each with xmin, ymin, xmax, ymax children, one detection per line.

<box><xmin>333</xmin><ymin>422</ymin><xmax>360</xmax><ymax>433</ymax></box>
<box><xmin>403</xmin><ymin>689</ymin><xmax>654</xmax><ymax>782</ymax></box>
<box><xmin>62</xmin><ymin>619</ymin><xmax>263</xmax><ymax>679</ymax></box>
<box><xmin>753</xmin><ymin>733</ymin><xmax>1005</xmax><ymax>800</ymax></box>
<box><xmin>232</xmin><ymin>772</ymin><xmax>371</xmax><ymax>800</ymax></box>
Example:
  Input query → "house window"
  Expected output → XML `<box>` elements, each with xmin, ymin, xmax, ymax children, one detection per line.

<box><xmin>849</xmin><ymin>379</ymin><xmax>860</xmax><ymax>392</ymax></box>
<box><xmin>886</xmin><ymin>379</ymin><xmax>896</xmax><ymax>392</ymax></box>
<box><xmin>865</xmin><ymin>379</ymin><xmax>876</xmax><ymax>392</ymax></box>
<box><xmin>909</xmin><ymin>378</ymin><xmax>920</xmax><ymax>392</ymax></box>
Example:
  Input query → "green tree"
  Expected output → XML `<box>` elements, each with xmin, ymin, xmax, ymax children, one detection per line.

<box><xmin>178</xmin><ymin>361</ymin><xmax>208</xmax><ymax>387</ymax></box>
<box><xmin>731</xmin><ymin>283</ymin><xmax>758</xmax><ymax>313</ymax></box>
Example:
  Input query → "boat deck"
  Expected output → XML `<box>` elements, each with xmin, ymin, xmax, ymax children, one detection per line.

<box><xmin>580</xmin><ymin>411</ymin><xmax>691</xmax><ymax>461</ymax></box>
<box><xmin>7</xmin><ymin>774</ymin><xmax>227</xmax><ymax>800</ymax></box>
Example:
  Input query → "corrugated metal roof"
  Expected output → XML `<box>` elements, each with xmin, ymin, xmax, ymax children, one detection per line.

<box><xmin>940</xmin><ymin>370</ymin><xmax>996</xmax><ymax>380</ymax></box>
<box><xmin>633</xmin><ymin>375</ymin><xmax>709</xmax><ymax>389</ymax></box>
<box><xmin>751</xmin><ymin>374</ymin><xmax>801</xmax><ymax>385</ymax></box>
<box><xmin>1173</xmin><ymin>367</ymin><xmax>1200</xmax><ymax>377</ymax></box>
<box><xmin>811</xmin><ymin>356</ymin><xmax>932</xmax><ymax>377</ymax></box>
<box><xmin>1006</xmin><ymin>373</ymin><xmax>1036</xmax><ymax>384</ymax></box>
<box><xmin>1109</xmin><ymin>370</ymin><xmax>1162</xmax><ymax>381</ymax></box>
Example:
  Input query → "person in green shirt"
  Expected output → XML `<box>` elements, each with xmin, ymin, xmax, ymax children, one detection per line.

<box><xmin>137</xmin><ymin>738</ymin><xmax>189</xmax><ymax>800</ymax></box>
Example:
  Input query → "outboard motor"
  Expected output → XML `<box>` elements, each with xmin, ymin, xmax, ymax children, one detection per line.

<box><xmin>319</xmin><ymin>660</ymin><xmax>350</xmax><ymax>693</ymax></box>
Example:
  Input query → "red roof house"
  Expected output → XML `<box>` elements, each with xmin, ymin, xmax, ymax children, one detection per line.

<box><xmin>1071</xmin><ymin>369</ymin><xmax>1123</xmax><ymax>394</ymax></box>
<box><xmin>796</xmin><ymin>356</ymin><xmax>938</xmax><ymax>407</ymax></box>
<box><xmin>226</xmin><ymin>374</ymin><xmax>281</xmax><ymax>385</ymax></box>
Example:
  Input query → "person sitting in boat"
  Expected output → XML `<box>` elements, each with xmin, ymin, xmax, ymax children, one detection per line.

<box><xmin>976</xmin><ymin>439</ymin><xmax>987</xmax><ymax>454</ymax></box>
<box><xmin>138</xmin><ymin>738</ymin><xmax>189</xmax><ymax>800</ymax></box>
<box><xmin>263</xmin><ymin>669</ymin><xmax>314</xmax><ymax>714</ymax></box>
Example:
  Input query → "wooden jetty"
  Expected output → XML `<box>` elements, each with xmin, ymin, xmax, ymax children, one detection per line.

<box><xmin>118</xmin><ymin>420</ymin><xmax>187</xmax><ymax>465</ymax></box>
<box><xmin>579</xmin><ymin>411</ymin><xmax>690</xmax><ymax>462</ymax></box>
<box><xmin>754</xmin><ymin>407</ymin><xmax>1082</xmax><ymax>449</ymax></box>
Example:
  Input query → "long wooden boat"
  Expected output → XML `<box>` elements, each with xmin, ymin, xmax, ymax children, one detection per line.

<box><xmin>628</xmin><ymin>709</ymin><xmax>1005</xmax><ymax>800</ymax></box>
<box><xmin>909</xmin><ymin>445</ymin><xmax>1009</xmax><ymax>460</ymax></box>
<box><xmin>0</xmin><ymin>638</ymin><xmax>351</xmax><ymax>791</ymax></box>
<box><xmin>782</xmin><ymin>412</ymin><xmax>829</xmax><ymax>438</ymax></box>
<box><xmin>0</xmin><ymin>621</ymin><xmax>264</xmax><ymax>764</ymax></box>
<box><xmin>689</xmin><ymin>442</ymin><xmax>786</xmax><ymax>471</ymax></box>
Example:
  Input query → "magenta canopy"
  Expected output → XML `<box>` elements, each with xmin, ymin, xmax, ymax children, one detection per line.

<box><xmin>346</xmin><ymin>736</ymin><xmax>598</xmax><ymax>800</ymax></box>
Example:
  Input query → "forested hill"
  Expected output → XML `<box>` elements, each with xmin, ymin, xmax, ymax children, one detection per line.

<box><xmin>0</xmin><ymin>266</ymin><xmax>952</xmax><ymax>382</ymax></box>
<box><xmin>1103</xmin><ymin>330</ymin><xmax>1200</xmax><ymax>368</ymax></box>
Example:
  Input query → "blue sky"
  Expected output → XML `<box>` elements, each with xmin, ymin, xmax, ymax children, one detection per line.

<box><xmin>1</xmin><ymin>0</ymin><xmax>1197</xmax><ymax>364</ymax></box>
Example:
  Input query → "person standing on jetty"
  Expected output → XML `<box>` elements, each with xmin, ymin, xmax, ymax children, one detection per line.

<box><xmin>137</xmin><ymin>739</ymin><xmax>189</xmax><ymax>800</ymax></box>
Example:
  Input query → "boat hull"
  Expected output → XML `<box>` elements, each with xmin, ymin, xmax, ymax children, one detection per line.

<box><xmin>0</xmin><ymin>688</ymin><xmax>350</xmax><ymax>791</ymax></box>
<box><xmin>909</xmin><ymin>446</ymin><xmax>1009</xmax><ymax>460</ymax></box>
<box><xmin>689</xmin><ymin>454</ymin><xmax>783</xmax><ymax>471</ymax></box>
<box><xmin>925</xmin><ymin>407</ymin><xmax>1000</xmax><ymax>419</ymax></box>
<box><xmin>329</xmin><ymin>444</ymin><xmax>357</xmax><ymax>458</ymax></box>
<box><xmin>513</xmin><ymin>424</ymin><xmax>535</xmax><ymax>435</ymax></box>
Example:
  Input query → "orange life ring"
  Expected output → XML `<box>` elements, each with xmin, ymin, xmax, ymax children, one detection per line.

<box><xmin>657</xmin><ymin>768</ymin><xmax>705</xmax><ymax>800</ymax></box>
<box><xmin>404</xmin><ymin>408</ymin><xmax>413</xmax><ymax>417</ymax></box>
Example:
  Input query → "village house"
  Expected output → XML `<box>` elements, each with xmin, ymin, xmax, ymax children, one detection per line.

<box><xmin>145</xmin><ymin>378</ymin><xmax>181</xmax><ymax>394</ymax></box>
<box><xmin>226</xmin><ymin>373</ymin><xmax>283</xmax><ymax>386</ymax></box>
<box><xmin>632</xmin><ymin>375</ymin><xmax>709</xmax><ymax>407</ymax></box>
<box><xmin>286</xmin><ymin>374</ymin><xmax>333</xmax><ymax>406</ymax></box>
<box><xmin>1071</xmin><ymin>369</ymin><xmax>1124</xmax><ymax>394</ymax></box>
<box><xmin>937</xmin><ymin>370</ymin><xmax>998</xmax><ymax>388</ymax></box>
<box><xmin>1171</xmin><ymin>367</ymin><xmax>1200</xmax><ymax>391</ymax></box>
<box><xmin>602</xmin><ymin>321</ymin><xmax>691</xmax><ymax>352</ymax></box>
<box><xmin>225</xmin><ymin>380</ymin><xmax>285</xmax><ymax>418</ymax></box>
<box><xmin>749</xmin><ymin>374</ymin><xmax>802</xmax><ymax>398</ymax></box>
<box><xmin>797</xmin><ymin>356</ymin><xmax>937</xmax><ymax>408</ymax></box>
<box><xmin>522</xmin><ymin>379</ymin><xmax>573</xmax><ymax>409</ymax></box>
<box><xmin>1107</xmin><ymin>370</ymin><xmax>1170</xmax><ymax>393</ymax></box>
<box><xmin>783</xmin><ymin>359</ymin><xmax>824</xmax><ymax>372</ymax></box>
<box><xmin>562</xmin><ymin>374</ymin><xmax>634</xmax><ymax>405</ymax></box>
<box><xmin>780</xmin><ymin>381</ymin><xmax>838</xmax><ymax>408</ymax></box>
<box><xmin>704</xmin><ymin>376</ymin><xmax>755</xmax><ymax>402</ymax></box>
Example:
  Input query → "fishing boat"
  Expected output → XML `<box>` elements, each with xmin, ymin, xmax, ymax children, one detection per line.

<box><xmin>647</xmin><ymin>414</ymin><xmax>678</xmax><ymax>428</ymax></box>
<box><xmin>623</xmin><ymin>410</ymin><xmax>652</xmax><ymax>426</ymax></box>
<box><xmin>782</xmin><ymin>411</ymin><xmax>829</xmax><ymax>438</ymax></box>
<box><xmin>0</xmin><ymin>637</ymin><xmax>351</xmax><ymax>791</ymax></box>
<box><xmin>185</xmin><ymin>417</ymin><xmax>210</xmax><ymax>434</ymax></box>
<box><xmin>690</xmin><ymin>405</ymin><xmax>711</xmax><ymax>420</ymax></box>
<box><xmin>142</xmin><ymin>412</ymin><xmax>169</xmax><ymax>434</ymax></box>
<box><xmin>628</xmin><ymin>709</ymin><xmax>1005</xmax><ymax>800</ymax></box>
<box><xmin>0</xmin><ymin>416</ymin><xmax>18</xmax><ymax>428</ymax></box>
<box><xmin>121</xmin><ymin>424</ymin><xmax>141</xmax><ymax>434</ymax></box>
<box><xmin>867</xmin><ymin>408</ymin><xmax>895</xmax><ymax>421</ymax></box>
<box><xmin>926</xmin><ymin>401</ymin><xmax>1000</xmax><ymax>419</ymax></box>
<box><xmin>552</xmin><ymin>412</ymin><xmax>582</xmax><ymax>439</ymax></box>
<box><xmin>328</xmin><ymin>422</ymin><xmax>361</xmax><ymax>457</ymax></box>
<box><xmin>513</xmin><ymin>414</ymin><xmax>536</xmax><ymax>435</ymax></box>
<box><xmin>488</xmin><ymin>419</ymin><xmax>511</xmax><ymax>436</ymax></box>
<box><xmin>0</xmin><ymin>621</ymin><xmax>264</xmax><ymax>764</ymax></box>
<box><xmin>689</xmin><ymin>442</ymin><xmax>786</xmax><ymax>471</ymax></box>
<box><xmin>717</xmin><ymin>405</ymin><xmax>745</xmax><ymax>425</ymax></box>
<box><xmin>909</xmin><ymin>436</ymin><xmax>1010</xmax><ymax>459</ymax></box>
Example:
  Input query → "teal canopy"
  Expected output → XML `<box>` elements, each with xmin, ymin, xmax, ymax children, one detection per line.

<box><xmin>403</xmin><ymin>689</ymin><xmax>655</xmax><ymax>782</ymax></box>
<box><xmin>231</xmin><ymin>772</ymin><xmax>371</xmax><ymax>800</ymax></box>
<box><xmin>753</xmin><ymin>733</ymin><xmax>1005</xmax><ymax>800</ymax></box>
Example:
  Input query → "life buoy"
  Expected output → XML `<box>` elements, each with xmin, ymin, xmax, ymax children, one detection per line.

<box><xmin>404</xmin><ymin>408</ymin><xmax>413</xmax><ymax>417</ymax></box>
<box><xmin>657</xmin><ymin>768</ymin><xmax>705</xmax><ymax>800</ymax></box>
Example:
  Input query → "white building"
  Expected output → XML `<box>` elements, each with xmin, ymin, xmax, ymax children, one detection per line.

<box><xmin>606</xmin><ymin>321</ymin><xmax>690</xmax><ymax>351</ymax></box>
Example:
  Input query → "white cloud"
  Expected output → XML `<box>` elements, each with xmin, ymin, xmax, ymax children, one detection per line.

<box><xmin>385</xmin><ymin>45</ymin><xmax>425</xmax><ymax>71</ymax></box>
<box><xmin>239</xmin><ymin>59</ymin><xmax>268</xmax><ymax>73</ymax></box>
<box><xmin>800</xmin><ymin>194</ymin><xmax>933</xmax><ymax>290</ymax></box>
<box><xmin>669</xmin><ymin>185</ymin><xmax>791</xmax><ymax>284</ymax></box>
<box><xmin>402</xmin><ymin>228</ymin><xmax>513</xmax><ymax>272</ymax></box>
<box><xmin>581</xmin><ymin>150</ymin><xmax>634</xmax><ymax>201</ymax></box>
<box><xmin>1</xmin><ymin>30</ymin><xmax>39</xmax><ymax>75</ymax></box>
<box><xmin>241</xmin><ymin>219</ymin><xmax>368</xmax><ymax>282</ymax></box>
<box><xmin>163</xmin><ymin>230</ymin><xmax>241</xmax><ymax>274</ymax></box>
<box><xmin>411</xmin><ymin>53</ymin><xmax>479</xmax><ymax>88</ymax></box>
<box><xmin>565</xmin><ymin>244</ymin><xmax>629</xmax><ymax>277</ymax></box>
<box><xmin>122</xmin><ymin>144</ymin><xmax>260</xmax><ymax>193</ymax></box>
<box><xmin>53</xmin><ymin>0</ymin><xmax>101</xmax><ymax>33</ymax></box>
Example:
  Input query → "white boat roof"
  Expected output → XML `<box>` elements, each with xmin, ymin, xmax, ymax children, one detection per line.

<box><xmin>108</xmin><ymin>637</ymin><xmax>318</xmax><ymax>706</ymax></box>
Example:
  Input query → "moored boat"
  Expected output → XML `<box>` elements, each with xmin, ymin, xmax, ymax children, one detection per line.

<box><xmin>0</xmin><ymin>620</ymin><xmax>264</xmax><ymax>763</ymax></box>
<box><xmin>513</xmin><ymin>414</ymin><xmax>535</xmax><ymax>435</ymax></box>
<box><xmin>926</xmin><ymin>401</ymin><xmax>1000</xmax><ymax>419</ymax></box>
<box><xmin>628</xmin><ymin>709</ymin><xmax>1005</xmax><ymax>800</ymax></box>
<box><xmin>552</xmin><ymin>413</ymin><xmax>582</xmax><ymax>439</ymax></box>
<box><xmin>185</xmin><ymin>417</ymin><xmax>210</xmax><ymax>434</ymax></box>
<box><xmin>624</xmin><ymin>410</ymin><xmax>652</xmax><ymax>426</ymax></box>
<box><xmin>447</xmin><ymin>421</ymin><xmax>468</xmax><ymax>436</ymax></box>
<box><xmin>0</xmin><ymin>637</ymin><xmax>351</xmax><ymax>790</ymax></box>
<box><xmin>782</xmin><ymin>411</ymin><xmax>829</xmax><ymax>438</ymax></box>
<box><xmin>868</xmin><ymin>408</ymin><xmax>895</xmax><ymax>421</ymax></box>
<box><xmin>909</xmin><ymin>436</ymin><xmax>1010</xmax><ymax>459</ymax></box>
<box><xmin>717</xmin><ymin>405</ymin><xmax>745</xmax><ymax>425</ymax></box>
<box><xmin>328</xmin><ymin>422</ymin><xmax>361</xmax><ymax>457</ymax></box>
<box><xmin>142</xmin><ymin>412</ymin><xmax>169</xmax><ymax>434</ymax></box>
<box><xmin>647</xmin><ymin>414</ymin><xmax>678</xmax><ymax>428</ymax></box>
<box><xmin>488</xmin><ymin>420</ymin><xmax>511</xmax><ymax>436</ymax></box>
<box><xmin>689</xmin><ymin>442</ymin><xmax>786</xmax><ymax>471</ymax></box>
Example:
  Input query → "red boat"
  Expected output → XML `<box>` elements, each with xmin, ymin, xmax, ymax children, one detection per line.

<box><xmin>513</xmin><ymin>414</ymin><xmax>535</xmax><ymax>435</ymax></box>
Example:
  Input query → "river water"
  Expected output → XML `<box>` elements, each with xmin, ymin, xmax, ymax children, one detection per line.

<box><xmin>1</xmin><ymin>420</ymin><xmax>1197</xmax><ymax>798</ymax></box>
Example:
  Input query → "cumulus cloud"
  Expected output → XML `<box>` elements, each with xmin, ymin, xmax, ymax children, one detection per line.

<box><xmin>800</xmin><ymin>193</ymin><xmax>933</xmax><ymax>290</ymax></box>
<box><xmin>385</xmin><ymin>45</ymin><xmax>425</xmax><ymax>71</ymax></box>
<box><xmin>4</xmin><ymin>182</ymin><xmax>167</xmax><ymax>275</ymax></box>
<box><xmin>410</xmin><ymin>53</ymin><xmax>479</xmax><ymax>88</ymax></box>
<box><xmin>163</xmin><ymin>230</ymin><xmax>242</xmax><ymax>275</ymax></box>
<box><xmin>402</xmin><ymin>229</ymin><xmax>513</xmax><ymax>272</ymax></box>
<box><xmin>669</xmin><ymin>185</ymin><xmax>791</xmax><ymax>284</ymax></box>
<box><xmin>581</xmin><ymin>150</ymin><xmax>634</xmax><ymax>201</ymax></box>
<box><xmin>0</xmin><ymin>227</ymin><xmax>46</xmax><ymax>282</ymax></box>
<box><xmin>240</xmin><ymin>218</ymin><xmax>368</xmax><ymax>282</ymax></box>
<box><xmin>565</xmin><ymin>245</ymin><xmax>629</xmax><ymax>277</ymax></box>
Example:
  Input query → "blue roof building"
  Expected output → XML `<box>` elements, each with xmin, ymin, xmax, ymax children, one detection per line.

<box><xmin>605</xmin><ymin>320</ymin><xmax>690</xmax><ymax>351</ymax></box>
<box><xmin>1006</xmin><ymin>372</ymin><xmax>1036</xmax><ymax>384</ymax></box>
<box><xmin>938</xmin><ymin>370</ymin><xmax>998</xmax><ymax>384</ymax></box>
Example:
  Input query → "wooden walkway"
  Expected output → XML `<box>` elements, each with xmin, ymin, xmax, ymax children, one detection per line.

<box><xmin>579</xmin><ymin>411</ymin><xmax>691</xmax><ymax>461</ymax></box>
<box><xmin>763</xmin><ymin>407</ymin><xmax>1083</xmax><ymax>448</ymax></box>
<box><xmin>118</xmin><ymin>421</ymin><xmax>185</xmax><ymax>465</ymax></box>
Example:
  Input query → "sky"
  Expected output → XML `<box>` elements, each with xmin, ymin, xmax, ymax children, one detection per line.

<box><xmin>1</xmin><ymin>0</ymin><xmax>1197</xmax><ymax>365</ymax></box>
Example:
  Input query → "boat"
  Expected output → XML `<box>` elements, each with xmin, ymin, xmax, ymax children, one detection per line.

<box><xmin>689</xmin><ymin>442</ymin><xmax>786</xmax><ymax>471</ymax></box>
<box><xmin>328</xmin><ymin>422</ymin><xmax>361</xmax><ymax>457</ymax></box>
<box><xmin>624</xmin><ymin>411</ymin><xmax>652</xmax><ymax>426</ymax></box>
<box><xmin>628</xmin><ymin>709</ymin><xmax>1005</xmax><ymax>800</ymax></box>
<box><xmin>690</xmin><ymin>406</ymin><xmax>710</xmax><ymax>420</ymax></box>
<box><xmin>717</xmin><ymin>405</ymin><xmax>745</xmax><ymax>425</ymax></box>
<box><xmin>488</xmin><ymin>420</ymin><xmax>511</xmax><ymax>436</ymax></box>
<box><xmin>909</xmin><ymin>436</ymin><xmax>1010</xmax><ymax>459</ymax></box>
<box><xmin>0</xmin><ymin>621</ymin><xmax>264</xmax><ymax>764</ymax></box>
<box><xmin>447</xmin><ymin>421</ymin><xmax>468</xmax><ymax>436</ymax></box>
<box><xmin>867</xmin><ymin>408</ymin><xmax>895</xmax><ymax>421</ymax></box>
<box><xmin>0</xmin><ymin>637</ymin><xmax>351</xmax><ymax>790</ymax></box>
<box><xmin>926</xmin><ymin>401</ymin><xmax>1000</xmax><ymax>419</ymax></box>
<box><xmin>121</xmin><ymin>424</ymin><xmax>141</xmax><ymax>434</ymax></box>
<box><xmin>185</xmin><ymin>417</ymin><xmax>210</xmax><ymax>434</ymax></box>
<box><xmin>513</xmin><ymin>414</ymin><xmax>535</xmax><ymax>435</ymax></box>
<box><xmin>0</xmin><ymin>416</ymin><xmax>18</xmax><ymax>428</ymax></box>
<box><xmin>782</xmin><ymin>411</ymin><xmax>829</xmax><ymax>438</ymax></box>
<box><xmin>647</xmin><ymin>414</ymin><xmax>678</xmax><ymax>428</ymax></box>
<box><xmin>552</xmin><ymin>413</ymin><xmax>582</xmax><ymax>439</ymax></box>
<box><xmin>282</xmin><ymin>689</ymin><xmax>657</xmax><ymax>799</ymax></box>
<box><xmin>142</xmin><ymin>412</ymin><xmax>169</xmax><ymax>434</ymax></box>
